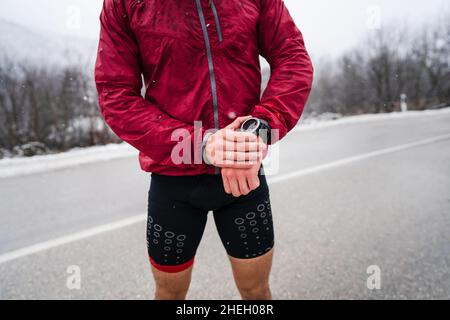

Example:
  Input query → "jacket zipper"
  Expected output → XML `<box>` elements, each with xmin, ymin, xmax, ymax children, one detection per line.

<box><xmin>195</xmin><ymin>0</ymin><xmax>220</xmax><ymax>130</ymax></box>
<box><xmin>210</xmin><ymin>0</ymin><xmax>223</xmax><ymax>43</ymax></box>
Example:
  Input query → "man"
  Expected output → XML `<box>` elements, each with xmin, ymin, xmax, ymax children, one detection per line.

<box><xmin>95</xmin><ymin>0</ymin><xmax>313</xmax><ymax>300</ymax></box>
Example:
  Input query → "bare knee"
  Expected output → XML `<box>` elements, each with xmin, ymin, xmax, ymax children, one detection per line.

<box><xmin>155</xmin><ymin>284</ymin><xmax>189</xmax><ymax>300</ymax></box>
<box><xmin>238</xmin><ymin>282</ymin><xmax>272</xmax><ymax>300</ymax></box>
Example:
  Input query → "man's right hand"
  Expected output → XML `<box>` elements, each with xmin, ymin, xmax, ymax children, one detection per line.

<box><xmin>204</xmin><ymin>116</ymin><xmax>266</xmax><ymax>169</ymax></box>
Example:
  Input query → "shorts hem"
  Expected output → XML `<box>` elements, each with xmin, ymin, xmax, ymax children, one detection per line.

<box><xmin>149</xmin><ymin>256</ymin><xmax>195</xmax><ymax>273</ymax></box>
<box><xmin>227</xmin><ymin>245</ymin><xmax>275</xmax><ymax>260</ymax></box>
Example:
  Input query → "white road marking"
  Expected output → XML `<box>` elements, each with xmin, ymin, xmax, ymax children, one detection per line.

<box><xmin>268</xmin><ymin>133</ymin><xmax>450</xmax><ymax>185</ymax></box>
<box><xmin>1</xmin><ymin>133</ymin><xmax>449</xmax><ymax>264</ymax></box>
<box><xmin>0</xmin><ymin>215</ymin><xmax>146</xmax><ymax>264</ymax></box>
<box><xmin>294</xmin><ymin>107</ymin><xmax>450</xmax><ymax>132</ymax></box>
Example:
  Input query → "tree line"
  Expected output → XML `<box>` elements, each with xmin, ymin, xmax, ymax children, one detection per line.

<box><xmin>0</xmin><ymin>56</ymin><xmax>119</xmax><ymax>158</ymax></box>
<box><xmin>307</xmin><ymin>14</ymin><xmax>449</xmax><ymax>115</ymax></box>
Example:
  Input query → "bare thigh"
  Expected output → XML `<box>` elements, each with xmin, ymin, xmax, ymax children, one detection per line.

<box><xmin>229</xmin><ymin>249</ymin><xmax>274</xmax><ymax>300</ymax></box>
<box><xmin>151</xmin><ymin>265</ymin><xmax>194</xmax><ymax>300</ymax></box>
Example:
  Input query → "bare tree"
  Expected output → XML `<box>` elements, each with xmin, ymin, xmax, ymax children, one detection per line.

<box><xmin>307</xmin><ymin>12</ymin><xmax>449</xmax><ymax>116</ymax></box>
<box><xmin>0</xmin><ymin>55</ymin><xmax>119</xmax><ymax>158</ymax></box>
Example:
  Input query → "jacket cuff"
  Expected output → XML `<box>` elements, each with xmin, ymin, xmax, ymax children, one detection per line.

<box><xmin>251</xmin><ymin>105</ymin><xmax>286</xmax><ymax>144</ymax></box>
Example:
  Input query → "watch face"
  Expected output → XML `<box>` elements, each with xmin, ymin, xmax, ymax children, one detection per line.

<box><xmin>241</xmin><ymin>119</ymin><xmax>260</xmax><ymax>133</ymax></box>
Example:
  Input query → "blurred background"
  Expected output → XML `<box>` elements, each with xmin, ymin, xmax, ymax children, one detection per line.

<box><xmin>0</xmin><ymin>0</ymin><xmax>449</xmax><ymax>300</ymax></box>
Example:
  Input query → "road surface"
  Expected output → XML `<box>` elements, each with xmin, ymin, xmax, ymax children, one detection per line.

<box><xmin>0</xmin><ymin>112</ymin><xmax>449</xmax><ymax>299</ymax></box>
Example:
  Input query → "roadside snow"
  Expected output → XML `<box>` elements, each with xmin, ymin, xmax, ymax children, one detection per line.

<box><xmin>1</xmin><ymin>107</ymin><xmax>449</xmax><ymax>179</ymax></box>
<box><xmin>296</xmin><ymin>107</ymin><xmax>450</xmax><ymax>132</ymax></box>
<box><xmin>0</xmin><ymin>144</ymin><xmax>137</xmax><ymax>178</ymax></box>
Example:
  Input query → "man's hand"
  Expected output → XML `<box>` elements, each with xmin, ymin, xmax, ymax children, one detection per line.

<box><xmin>221</xmin><ymin>135</ymin><xmax>268</xmax><ymax>197</ymax></box>
<box><xmin>221</xmin><ymin>160</ymin><xmax>263</xmax><ymax>197</ymax></box>
<box><xmin>204</xmin><ymin>116</ymin><xmax>266</xmax><ymax>169</ymax></box>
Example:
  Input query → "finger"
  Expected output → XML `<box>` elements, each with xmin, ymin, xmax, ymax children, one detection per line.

<box><xmin>225</xmin><ymin>116</ymin><xmax>252</xmax><ymax>130</ymax></box>
<box><xmin>259</xmin><ymin>141</ymin><xmax>269</xmax><ymax>159</ymax></box>
<box><xmin>238</xmin><ymin>176</ymin><xmax>251</xmax><ymax>195</ymax></box>
<box><xmin>227</xmin><ymin>151</ymin><xmax>261</xmax><ymax>162</ymax></box>
<box><xmin>214</xmin><ymin>151</ymin><xmax>251</xmax><ymax>168</ymax></box>
<box><xmin>220</xmin><ymin>160</ymin><xmax>255</xmax><ymax>169</ymax></box>
<box><xmin>224</xmin><ymin>130</ymin><xmax>257</xmax><ymax>143</ymax></box>
<box><xmin>213</xmin><ymin>151</ymin><xmax>255</xmax><ymax>168</ymax></box>
<box><xmin>247</xmin><ymin>175</ymin><xmax>260</xmax><ymax>191</ymax></box>
<box><xmin>223</xmin><ymin>140</ymin><xmax>263</xmax><ymax>152</ymax></box>
<box><xmin>228</xmin><ymin>176</ymin><xmax>241</xmax><ymax>197</ymax></box>
<box><xmin>257</xmin><ymin>137</ymin><xmax>269</xmax><ymax>155</ymax></box>
<box><xmin>221</xmin><ymin>172</ymin><xmax>231</xmax><ymax>194</ymax></box>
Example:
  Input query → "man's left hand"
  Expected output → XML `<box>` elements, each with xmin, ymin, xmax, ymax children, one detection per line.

<box><xmin>221</xmin><ymin>137</ymin><xmax>267</xmax><ymax>197</ymax></box>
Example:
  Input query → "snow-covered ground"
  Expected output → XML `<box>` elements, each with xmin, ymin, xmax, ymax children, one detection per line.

<box><xmin>296</xmin><ymin>107</ymin><xmax>450</xmax><ymax>131</ymax></box>
<box><xmin>0</xmin><ymin>107</ymin><xmax>449</xmax><ymax>178</ymax></box>
<box><xmin>0</xmin><ymin>144</ymin><xmax>136</xmax><ymax>179</ymax></box>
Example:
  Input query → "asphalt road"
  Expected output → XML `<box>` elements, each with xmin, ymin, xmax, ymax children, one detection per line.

<box><xmin>0</xmin><ymin>112</ymin><xmax>449</xmax><ymax>299</ymax></box>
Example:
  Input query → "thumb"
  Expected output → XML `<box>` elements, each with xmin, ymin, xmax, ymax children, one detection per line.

<box><xmin>226</xmin><ymin>116</ymin><xmax>252</xmax><ymax>130</ymax></box>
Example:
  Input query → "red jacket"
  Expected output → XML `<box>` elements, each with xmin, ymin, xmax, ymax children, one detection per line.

<box><xmin>95</xmin><ymin>0</ymin><xmax>313</xmax><ymax>176</ymax></box>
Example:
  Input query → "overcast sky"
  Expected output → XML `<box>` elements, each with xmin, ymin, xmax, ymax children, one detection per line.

<box><xmin>0</xmin><ymin>0</ymin><xmax>448</xmax><ymax>58</ymax></box>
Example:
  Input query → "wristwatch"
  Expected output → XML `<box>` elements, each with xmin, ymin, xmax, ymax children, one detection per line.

<box><xmin>240</xmin><ymin>118</ymin><xmax>272</xmax><ymax>144</ymax></box>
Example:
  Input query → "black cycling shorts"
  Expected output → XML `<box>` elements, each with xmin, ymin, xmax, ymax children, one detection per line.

<box><xmin>146</xmin><ymin>172</ymin><xmax>275</xmax><ymax>273</ymax></box>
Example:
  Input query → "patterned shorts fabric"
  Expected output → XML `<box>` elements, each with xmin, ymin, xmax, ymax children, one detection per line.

<box><xmin>147</xmin><ymin>172</ymin><xmax>274</xmax><ymax>273</ymax></box>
